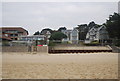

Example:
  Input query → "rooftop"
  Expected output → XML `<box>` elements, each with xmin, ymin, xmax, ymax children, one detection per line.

<box><xmin>0</xmin><ymin>27</ymin><xmax>29</xmax><ymax>35</ymax></box>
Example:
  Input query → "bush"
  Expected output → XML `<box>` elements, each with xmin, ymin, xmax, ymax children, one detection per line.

<box><xmin>91</xmin><ymin>40</ymin><xmax>99</xmax><ymax>44</ymax></box>
<box><xmin>84</xmin><ymin>40</ymin><xmax>100</xmax><ymax>46</ymax></box>
<box><xmin>49</xmin><ymin>32</ymin><xmax>67</xmax><ymax>41</ymax></box>
<box><xmin>48</xmin><ymin>41</ymin><xmax>56</xmax><ymax>46</ymax></box>
<box><xmin>2</xmin><ymin>41</ymin><xmax>10</xmax><ymax>46</ymax></box>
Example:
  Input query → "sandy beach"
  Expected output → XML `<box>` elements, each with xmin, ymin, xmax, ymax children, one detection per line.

<box><xmin>0</xmin><ymin>53</ymin><xmax>2</xmax><ymax>80</ymax></box>
<box><xmin>2</xmin><ymin>52</ymin><xmax>118</xmax><ymax>79</ymax></box>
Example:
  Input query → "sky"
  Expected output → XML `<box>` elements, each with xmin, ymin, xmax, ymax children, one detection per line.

<box><xmin>2</xmin><ymin>2</ymin><xmax>118</xmax><ymax>35</ymax></box>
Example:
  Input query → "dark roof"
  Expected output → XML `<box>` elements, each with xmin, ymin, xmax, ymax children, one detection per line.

<box><xmin>0</xmin><ymin>27</ymin><xmax>29</xmax><ymax>35</ymax></box>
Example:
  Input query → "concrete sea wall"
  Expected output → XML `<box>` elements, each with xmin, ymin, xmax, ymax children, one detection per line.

<box><xmin>2</xmin><ymin>46</ymin><xmax>48</xmax><ymax>53</ymax></box>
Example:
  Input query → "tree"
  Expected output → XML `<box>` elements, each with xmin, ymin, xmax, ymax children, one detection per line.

<box><xmin>88</xmin><ymin>21</ymin><xmax>96</xmax><ymax>29</ymax></box>
<box><xmin>58</xmin><ymin>27</ymin><xmax>67</xmax><ymax>32</ymax></box>
<box><xmin>105</xmin><ymin>12</ymin><xmax>120</xmax><ymax>39</ymax></box>
<box><xmin>49</xmin><ymin>32</ymin><xmax>67</xmax><ymax>41</ymax></box>
<box><xmin>33</xmin><ymin>31</ymin><xmax>40</xmax><ymax>35</ymax></box>
<box><xmin>40</xmin><ymin>28</ymin><xmax>53</xmax><ymax>35</ymax></box>
<box><xmin>76</xmin><ymin>24</ymin><xmax>88</xmax><ymax>40</ymax></box>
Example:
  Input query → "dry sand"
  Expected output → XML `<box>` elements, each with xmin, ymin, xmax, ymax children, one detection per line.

<box><xmin>2</xmin><ymin>52</ymin><xmax>118</xmax><ymax>79</ymax></box>
<box><xmin>0</xmin><ymin>52</ymin><xmax>2</xmax><ymax>80</ymax></box>
<box><xmin>53</xmin><ymin>46</ymin><xmax>111</xmax><ymax>50</ymax></box>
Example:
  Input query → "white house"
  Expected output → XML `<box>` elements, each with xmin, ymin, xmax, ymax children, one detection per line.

<box><xmin>85</xmin><ymin>25</ymin><xmax>109</xmax><ymax>43</ymax></box>
<box><xmin>19</xmin><ymin>30</ymin><xmax>51</xmax><ymax>45</ymax></box>
<box><xmin>61</xmin><ymin>29</ymin><xmax>72</xmax><ymax>42</ymax></box>
<box><xmin>61</xmin><ymin>28</ymin><xmax>79</xmax><ymax>44</ymax></box>
<box><xmin>71</xmin><ymin>28</ymin><xmax>79</xmax><ymax>44</ymax></box>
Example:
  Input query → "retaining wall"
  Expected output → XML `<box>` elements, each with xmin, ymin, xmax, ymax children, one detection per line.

<box><xmin>37</xmin><ymin>46</ymin><xmax>48</xmax><ymax>53</ymax></box>
<box><xmin>2</xmin><ymin>46</ymin><xmax>28</xmax><ymax>52</ymax></box>
<box><xmin>2</xmin><ymin>46</ymin><xmax>48</xmax><ymax>53</ymax></box>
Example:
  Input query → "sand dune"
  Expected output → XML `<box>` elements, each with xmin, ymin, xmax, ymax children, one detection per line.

<box><xmin>2</xmin><ymin>52</ymin><xmax>118</xmax><ymax>79</ymax></box>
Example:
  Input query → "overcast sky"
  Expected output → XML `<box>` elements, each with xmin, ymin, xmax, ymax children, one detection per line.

<box><xmin>2</xmin><ymin>2</ymin><xmax>118</xmax><ymax>35</ymax></box>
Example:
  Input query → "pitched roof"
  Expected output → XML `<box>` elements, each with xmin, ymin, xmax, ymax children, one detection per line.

<box><xmin>97</xmin><ymin>25</ymin><xmax>106</xmax><ymax>31</ymax></box>
<box><xmin>89</xmin><ymin>26</ymin><xmax>98</xmax><ymax>32</ymax></box>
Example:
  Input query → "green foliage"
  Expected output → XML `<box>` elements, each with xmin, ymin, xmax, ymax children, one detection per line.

<box><xmin>112</xmin><ymin>39</ymin><xmax>120</xmax><ymax>46</ymax></box>
<box><xmin>91</xmin><ymin>40</ymin><xmax>99</xmax><ymax>44</ymax></box>
<box><xmin>2</xmin><ymin>41</ymin><xmax>10</xmax><ymax>46</ymax></box>
<box><xmin>105</xmin><ymin>12</ymin><xmax>120</xmax><ymax>39</ymax></box>
<box><xmin>61</xmin><ymin>41</ymin><xmax>69</xmax><ymax>44</ymax></box>
<box><xmin>33</xmin><ymin>31</ymin><xmax>40</xmax><ymax>35</ymax></box>
<box><xmin>40</xmin><ymin>28</ymin><xmax>53</xmax><ymax>34</ymax></box>
<box><xmin>49</xmin><ymin>32</ymin><xmax>67</xmax><ymax>41</ymax></box>
<box><xmin>88</xmin><ymin>21</ymin><xmax>96</xmax><ymax>29</ymax></box>
<box><xmin>83</xmin><ymin>40</ymin><xmax>100</xmax><ymax>46</ymax></box>
<box><xmin>76</xmin><ymin>24</ymin><xmax>88</xmax><ymax>40</ymax></box>
<box><xmin>58</xmin><ymin>27</ymin><xmax>67</xmax><ymax>32</ymax></box>
<box><xmin>48</xmin><ymin>41</ymin><xmax>57</xmax><ymax>46</ymax></box>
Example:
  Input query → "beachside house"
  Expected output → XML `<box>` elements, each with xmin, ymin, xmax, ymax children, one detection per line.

<box><xmin>85</xmin><ymin>25</ymin><xmax>109</xmax><ymax>43</ymax></box>
<box><xmin>40</xmin><ymin>30</ymin><xmax>51</xmax><ymax>44</ymax></box>
<box><xmin>19</xmin><ymin>35</ymin><xmax>45</xmax><ymax>41</ymax></box>
<box><xmin>61</xmin><ymin>29</ymin><xmax>72</xmax><ymax>42</ymax></box>
<box><xmin>71</xmin><ymin>28</ymin><xmax>79</xmax><ymax>44</ymax></box>
<box><xmin>0</xmin><ymin>27</ymin><xmax>29</xmax><ymax>46</ymax></box>
<box><xmin>19</xmin><ymin>35</ymin><xmax>46</xmax><ymax>45</ymax></box>
<box><xmin>61</xmin><ymin>28</ymin><xmax>79</xmax><ymax>44</ymax></box>
<box><xmin>0</xmin><ymin>27</ymin><xmax>28</xmax><ymax>41</ymax></box>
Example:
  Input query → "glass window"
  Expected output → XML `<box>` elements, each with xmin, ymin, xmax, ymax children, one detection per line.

<box><xmin>5</xmin><ymin>30</ymin><xmax>18</xmax><ymax>33</ymax></box>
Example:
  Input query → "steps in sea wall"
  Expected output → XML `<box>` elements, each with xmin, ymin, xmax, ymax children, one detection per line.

<box><xmin>48</xmin><ymin>46</ymin><xmax>112</xmax><ymax>54</ymax></box>
<box><xmin>49</xmin><ymin>49</ymin><xmax>112</xmax><ymax>53</ymax></box>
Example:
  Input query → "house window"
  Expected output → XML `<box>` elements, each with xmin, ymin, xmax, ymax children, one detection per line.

<box><xmin>5</xmin><ymin>30</ymin><xmax>18</xmax><ymax>33</ymax></box>
<box><xmin>15</xmin><ymin>38</ymin><xmax>17</xmax><ymax>40</ymax></box>
<box><xmin>15</xmin><ymin>34</ymin><xmax>18</xmax><ymax>36</ymax></box>
<box><xmin>10</xmin><ymin>34</ymin><xmax>14</xmax><ymax>37</ymax></box>
<box><xmin>72</xmin><ymin>36</ymin><xmax>77</xmax><ymax>40</ymax></box>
